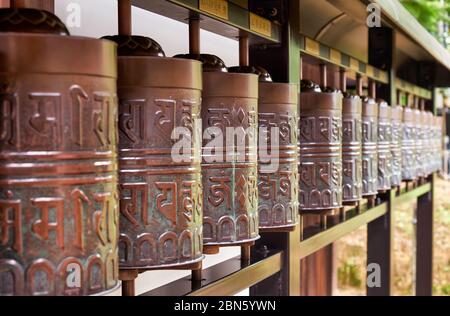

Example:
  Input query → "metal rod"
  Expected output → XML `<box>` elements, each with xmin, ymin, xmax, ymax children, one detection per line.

<box><xmin>118</xmin><ymin>0</ymin><xmax>132</xmax><ymax>36</ymax></box>
<box><xmin>339</xmin><ymin>68</ymin><xmax>347</xmax><ymax>93</ymax></box>
<box><xmin>121</xmin><ymin>279</ymin><xmax>136</xmax><ymax>296</ymax></box>
<box><xmin>369</xmin><ymin>80</ymin><xmax>377</xmax><ymax>99</ymax></box>
<box><xmin>320</xmin><ymin>64</ymin><xmax>327</xmax><ymax>88</ymax></box>
<box><xmin>420</xmin><ymin>98</ymin><xmax>425</xmax><ymax>111</ymax></box>
<box><xmin>189</xmin><ymin>17</ymin><xmax>201</xmax><ymax>55</ymax></box>
<box><xmin>356</xmin><ymin>74</ymin><xmax>363</xmax><ymax>96</ymax></box>
<box><xmin>241</xmin><ymin>244</ymin><xmax>251</xmax><ymax>262</ymax></box>
<box><xmin>239</xmin><ymin>35</ymin><xmax>249</xmax><ymax>67</ymax></box>
<box><xmin>10</xmin><ymin>0</ymin><xmax>54</xmax><ymax>11</ymax></box>
<box><xmin>191</xmin><ymin>263</ymin><xmax>203</xmax><ymax>282</ymax></box>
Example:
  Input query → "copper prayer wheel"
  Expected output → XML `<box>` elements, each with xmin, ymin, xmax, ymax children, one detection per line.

<box><xmin>377</xmin><ymin>101</ymin><xmax>392</xmax><ymax>191</ymax></box>
<box><xmin>258</xmin><ymin>82</ymin><xmax>299</xmax><ymax>231</ymax></box>
<box><xmin>106</xmin><ymin>36</ymin><xmax>204</xmax><ymax>270</ymax></box>
<box><xmin>201</xmin><ymin>66</ymin><xmax>260</xmax><ymax>249</ymax></box>
<box><xmin>0</xmin><ymin>9</ymin><xmax>119</xmax><ymax>295</ymax></box>
<box><xmin>342</xmin><ymin>94</ymin><xmax>362</xmax><ymax>204</ymax></box>
<box><xmin>299</xmin><ymin>81</ymin><xmax>343</xmax><ymax>212</ymax></box>
<box><xmin>414</xmin><ymin>109</ymin><xmax>425</xmax><ymax>178</ymax></box>
<box><xmin>361</xmin><ymin>97</ymin><xmax>379</xmax><ymax>197</ymax></box>
<box><xmin>425</xmin><ymin>111</ymin><xmax>434</xmax><ymax>176</ymax></box>
<box><xmin>402</xmin><ymin>107</ymin><xmax>417</xmax><ymax>181</ymax></box>
<box><xmin>390</xmin><ymin>105</ymin><xmax>403</xmax><ymax>187</ymax></box>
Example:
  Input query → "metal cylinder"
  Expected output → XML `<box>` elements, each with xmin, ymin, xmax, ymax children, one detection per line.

<box><xmin>361</xmin><ymin>97</ymin><xmax>379</xmax><ymax>197</ymax></box>
<box><xmin>0</xmin><ymin>33</ymin><xmax>119</xmax><ymax>295</ymax></box>
<box><xmin>415</xmin><ymin>109</ymin><xmax>425</xmax><ymax>178</ymax></box>
<box><xmin>435</xmin><ymin>115</ymin><xmax>443</xmax><ymax>173</ymax></box>
<box><xmin>402</xmin><ymin>107</ymin><xmax>417</xmax><ymax>181</ymax></box>
<box><xmin>342</xmin><ymin>94</ymin><xmax>362</xmax><ymax>204</ymax></box>
<box><xmin>258</xmin><ymin>82</ymin><xmax>299</xmax><ymax>231</ymax></box>
<box><xmin>202</xmin><ymin>71</ymin><xmax>260</xmax><ymax>246</ymax></box>
<box><xmin>299</xmin><ymin>83</ymin><xmax>343</xmax><ymax>211</ymax></box>
<box><xmin>377</xmin><ymin>102</ymin><xmax>392</xmax><ymax>191</ymax></box>
<box><xmin>390</xmin><ymin>105</ymin><xmax>403</xmax><ymax>187</ymax></box>
<box><xmin>423</xmin><ymin>111</ymin><xmax>431</xmax><ymax>176</ymax></box>
<box><xmin>116</xmin><ymin>54</ymin><xmax>204</xmax><ymax>270</ymax></box>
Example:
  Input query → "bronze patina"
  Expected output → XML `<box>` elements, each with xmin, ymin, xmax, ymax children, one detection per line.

<box><xmin>342</xmin><ymin>93</ymin><xmax>362</xmax><ymax>204</ymax></box>
<box><xmin>299</xmin><ymin>81</ymin><xmax>343</xmax><ymax>212</ymax></box>
<box><xmin>0</xmin><ymin>8</ymin><xmax>119</xmax><ymax>295</ymax></box>
<box><xmin>105</xmin><ymin>36</ymin><xmax>204</xmax><ymax>270</ymax></box>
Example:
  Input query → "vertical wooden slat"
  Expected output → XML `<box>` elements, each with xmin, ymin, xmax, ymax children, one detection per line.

<box><xmin>367</xmin><ymin>26</ymin><xmax>396</xmax><ymax>296</ymax></box>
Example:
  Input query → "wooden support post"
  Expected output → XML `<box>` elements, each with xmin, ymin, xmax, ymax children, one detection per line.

<box><xmin>415</xmin><ymin>174</ymin><xmax>434</xmax><ymax>296</ymax></box>
<box><xmin>367</xmin><ymin>26</ymin><xmax>396</xmax><ymax>296</ymax></box>
<box><xmin>120</xmin><ymin>269</ymin><xmax>139</xmax><ymax>297</ymax></box>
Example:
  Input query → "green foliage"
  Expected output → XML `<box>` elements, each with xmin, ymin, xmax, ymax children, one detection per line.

<box><xmin>338</xmin><ymin>261</ymin><xmax>363</xmax><ymax>288</ymax></box>
<box><xmin>400</xmin><ymin>0</ymin><xmax>450</xmax><ymax>45</ymax></box>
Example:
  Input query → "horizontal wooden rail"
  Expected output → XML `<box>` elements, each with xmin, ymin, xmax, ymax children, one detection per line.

<box><xmin>131</xmin><ymin>0</ymin><xmax>281</xmax><ymax>44</ymax></box>
<box><xmin>140</xmin><ymin>250</ymin><xmax>283</xmax><ymax>296</ymax></box>
<box><xmin>299</xmin><ymin>203</ymin><xmax>388</xmax><ymax>259</ymax></box>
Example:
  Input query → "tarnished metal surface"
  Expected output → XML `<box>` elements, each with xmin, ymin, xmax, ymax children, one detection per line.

<box><xmin>116</xmin><ymin>55</ymin><xmax>204</xmax><ymax>269</ymax></box>
<box><xmin>0</xmin><ymin>33</ymin><xmax>119</xmax><ymax>295</ymax></box>
<box><xmin>424</xmin><ymin>111</ymin><xmax>433</xmax><ymax>176</ymax></box>
<box><xmin>390</xmin><ymin>105</ymin><xmax>403</xmax><ymax>187</ymax></box>
<box><xmin>342</xmin><ymin>94</ymin><xmax>362</xmax><ymax>204</ymax></box>
<box><xmin>202</xmin><ymin>71</ymin><xmax>260</xmax><ymax>246</ymax></box>
<box><xmin>377</xmin><ymin>101</ymin><xmax>392</xmax><ymax>191</ymax></box>
<box><xmin>361</xmin><ymin>97</ymin><xmax>378</xmax><ymax>197</ymax></box>
<box><xmin>402</xmin><ymin>107</ymin><xmax>417</xmax><ymax>181</ymax></box>
<box><xmin>415</xmin><ymin>109</ymin><xmax>425</xmax><ymax>178</ymax></box>
<box><xmin>258</xmin><ymin>82</ymin><xmax>299</xmax><ymax>230</ymax></box>
<box><xmin>299</xmin><ymin>81</ymin><xmax>343</xmax><ymax>211</ymax></box>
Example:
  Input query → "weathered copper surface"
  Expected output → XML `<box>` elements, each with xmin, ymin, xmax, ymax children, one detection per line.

<box><xmin>202</xmin><ymin>71</ymin><xmax>260</xmax><ymax>246</ymax></box>
<box><xmin>377</xmin><ymin>101</ymin><xmax>392</xmax><ymax>191</ymax></box>
<box><xmin>390</xmin><ymin>105</ymin><xmax>403</xmax><ymax>187</ymax></box>
<box><xmin>424</xmin><ymin>111</ymin><xmax>433</xmax><ymax>176</ymax></box>
<box><xmin>258</xmin><ymin>82</ymin><xmax>299</xmax><ymax>230</ymax></box>
<box><xmin>415</xmin><ymin>109</ymin><xmax>425</xmax><ymax>178</ymax></box>
<box><xmin>0</xmin><ymin>33</ymin><xmax>119</xmax><ymax>295</ymax></box>
<box><xmin>299</xmin><ymin>81</ymin><xmax>343</xmax><ymax>211</ymax></box>
<box><xmin>434</xmin><ymin>116</ymin><xmax>443</xmax><ymax>173</ymax></box>
<box><xmin>342</xmin><ymin>94</ymin><xmax>362</xmax><ymax>204</ymax></box>
<box><xmin>115</xmin><ymin>53</ymin><xmax>204</xmax><ymax>269</ymax></box>
<box><xmin>361</xmin><ymin>97</ymin><xmax>378</xmax><ymax>197</ymax></box>
<box><xmin>402</xmin><ymin>107</ymin><xmax>417</xmax><ymax>181</ymax></box>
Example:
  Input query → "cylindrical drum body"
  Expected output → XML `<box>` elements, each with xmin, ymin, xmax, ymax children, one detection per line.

<box><xmin>390</xmin><ymin>106</ymin><xmax>403</xmax><ymax>187</ymax></box>
<box><xmin>202</xmin><ymin>72</ymin><xmax>260</xmax><ymax>246</ymax></box>
<box><xmin>361</xmin><ymin>98</ymin><xmax>379</xmax><ymax>197</ymax></box>
<box><xmin>402</xmin><ymin>107</ymin><xmax>417</xmax><ymax>181</ymax></box>
<box><xmin>424</xmin><ymin>111</ymin><xmax>433</xmax><ymax>176</ymax></box>
<box><xmin>415</xmin><ymin>109</ymin><xmax>425</xmax><ymax>178</ymax></box>
<box><xmin>299</xmin><ymin>90</ymin><xmax>343</xmax><ymax>211</ymax></box>
<box><xmin>258</xmin><ymin>83</ymin><xmax>299</xmax><ymax>230</ymax></box>
<box><xmin>117</xmin><ymin>57</ymin><xmax>204</xmax><ymax>269</ymax></box>
<box><xmin>377</xmin><ymin>102</ymin><xmax>392</xmax><ymax>191</ymax></box>
<box><xmin>342</xmin><ymin>95</ymin><xmax>362</xmax><ymax>204</ymax></box>
<box><xmin>0</xmin><ymin>34</ymin><xmax>119</xmax><ymax>295</ymax></box>
<box><xmin>435</xmin><ymin>116</ymin><xmax>443</xmax><ymax>173</ymax></box>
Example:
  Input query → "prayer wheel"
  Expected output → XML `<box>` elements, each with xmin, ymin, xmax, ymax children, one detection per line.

<box><xmin>195</xmin><ymin>56</ymin><xmax>260</xmax><ymax>250</ymax></box>
<box><xmin>390</xmin><ymin>105</ymin><xmax>403</xmax><ymax>187</ymax></box>
<box><xmin>377</xmin><ymin>101</ymin><xmax>392</xmax><ymax>191</ymax></box>
<box><xmin>415</xmin><ymin>109</ymin><xmax>425</xmax><ymax>178</ymax></box>
<box><xmin>402</xmin><ymin>107</ymin><xmax>417</xmax><ymax>181</ymax></box>
<box><xmin>342</xmin><ymin>94</ymin><xmax>363</xmax><ymax>204</ymax></box>
<box><xmin>425</xmin><ymin>111</ymin><xmax>434</xmax><ymax>176</ymax></box>
<box><xmin>434</xmin><ymin>116</ymin><xmax>443</xmax><ymax>173</ymax></box>
<box><xmin>257</xmin><ymin>82</ymin><xmax>299</xmax><ymax>231</ymax></box>
<box><xmin>104</xmin><ymin>36</ymin><xmax>204</xmax><ymax>269</ymax></box>
<box><xmin>361</xmin><ymin>97</ymin><xmax>379</xmax><ymax>197</ymax></box>
<box><xmin>0</xmin><ymin>8</ymin><xmax>119</xmax><ymax>295</ymax></box>
<box><xmin>299</xmin><ymin>81</ymin><xmax>343</xmax><ymax>212</ymax></box>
